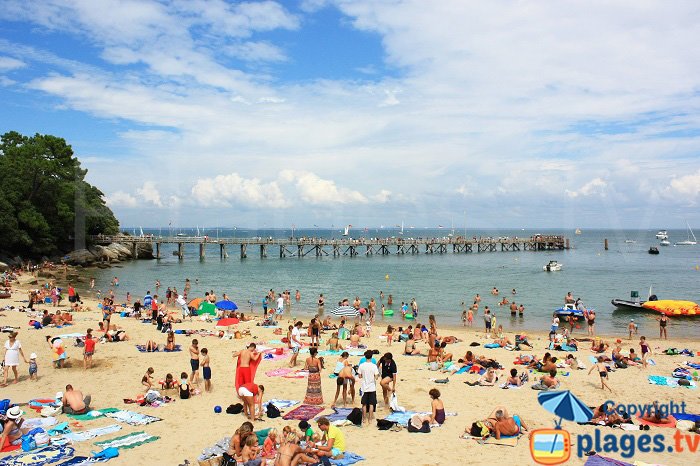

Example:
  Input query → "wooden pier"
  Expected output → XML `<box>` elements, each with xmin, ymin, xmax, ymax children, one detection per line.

<box><xmin>90</xmin><ymin>234</ymin><xmax>569</xmax><ymax>260</ymax></box>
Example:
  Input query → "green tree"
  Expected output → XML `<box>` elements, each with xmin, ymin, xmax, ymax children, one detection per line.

<box><xmin>0</xmin><ymin>131</ymin><xmax>119</xmax><ymax>258</ymax></box>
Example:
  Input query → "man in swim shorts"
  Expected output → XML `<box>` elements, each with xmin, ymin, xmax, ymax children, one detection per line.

<box><xmin>235</xmin><ymin>343</ymin><xmax>260</xmax><ymax>386</ymax></box>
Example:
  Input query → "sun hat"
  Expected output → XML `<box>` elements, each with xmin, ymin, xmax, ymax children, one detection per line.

<box><xmin>30</xmin><ymin>353</ymin><xmax>37</xmax><ymax>359</ymax></box>
<box><xmin>6</xmin><ymin>406</ymin><xmax>23</xmax><ymax>420</ymax></box>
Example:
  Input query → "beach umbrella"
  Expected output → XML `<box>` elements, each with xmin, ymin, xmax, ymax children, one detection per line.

<box><xmin>331</xmin><ymin>305</ymin><xmax>360</xmax><ymax>317</ymax></box>
<box><xmin>188</xmin><ymin>297</ymin><xmax>204</xmax><ymax>309</ymax></box>
<box><xmin>216</xmin><ymin>300</ymin><xmax>238</xmax><ymax>311</ymax></box>
<box><xmin>197</xmin><ymin>301</ymin><xmax>217</xmax><ymax>316</ymax></box>
<box><xmin>537</xmin><ymin>390</ymin><xmax>593</xmax><ymax>427</ymax></box>
<box><xmin>216</xmin><ymin>317</ymin><xmax>240</xmax><ymax>327</ymax></box>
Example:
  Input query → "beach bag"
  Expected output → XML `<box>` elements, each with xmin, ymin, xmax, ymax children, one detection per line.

<box><xmin>407</xmin><ymin>415</ymin><xmax>431</xmax><ymax>433</ymax></box>
<box><xmin>377</xmin><ymin>419</ymin><xmax>396</xmax><ymax>430</ymax></box>
<box><xmin>93</xmin><ymin>447</ymin><xmax>119</xmax><ymax>459</ymax></box>
<box><xmin>221</xmin><ymin>453</ymin><xmax>237</xmax><ymax>466</ymax></box>
<box><xmin>0</xmin><ymin>399</ymin><xmax>10</xmax><ymax>415</ymax></box>
<box><xmin>347</xmin><ymin>407</ymin><xmax>362</xmax><ymax>426</ymax></box>
<box><xmin>389</xmin><ymin>393</ymin><xmax>404</xmax><ymax>413</ymax></box>
<box><xmin>266</xmin><ymin>404</ymin><xmax>281</xmax><ymax>418</ymax></box>
<box><xmin>678</xmin><ymin>379</ymin><xmax>691</xmax><ymax>386</ymax></box>
<box><xmin>21</xmin><ymin>435</ymin><xmax>36</xmax><ymax>452</ymax></box>
<box><xmin>226</xmin><ymin>403</ymin><xmax>243</xmax><ymax>415</ymax></box>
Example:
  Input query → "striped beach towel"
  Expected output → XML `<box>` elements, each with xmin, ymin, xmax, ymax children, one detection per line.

<box><xmin>94</xmin><ymin>431</ymin><xmax>159</xmax><ymax>450</ymax></box>
<box><xmin>105</xmin><ymin>410</ymin><xmax>162</xmax><ymax>425</ymax></box>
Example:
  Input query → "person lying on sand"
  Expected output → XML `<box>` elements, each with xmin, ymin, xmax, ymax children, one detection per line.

<box><xmin>641</xmin><ymin>401</ymin><xmax>674</xmax><ymax>425</ymax></box>
<box><xmin>465</xmin><ymin>367</ymin><xmax>499</xmax><ymax>386</ymax></box>
<box><xmin>468</xmin><ymin>406</ymin><xmax>529</xmax><ymax>439</ymax></box>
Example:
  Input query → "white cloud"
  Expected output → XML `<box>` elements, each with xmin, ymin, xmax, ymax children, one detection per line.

<box><xmin>372</xmin><ymin>189</ymin><xmax>392</xmax><ymax>203</ymax></box>
<box><xmin>105</xmin><ymin>191</ymin><xmax>138</xmax><ymax>207</ymax></box>
<box><xmin>136</xmin><ymin>181</ymin><xmax>163</xmax><ymax>207</ymax></box>
<box><xmin>0</xmin><ymin>56</ymin><xmax>25</xmax><ymax>71</ymax></box>
<box><xmin>280</xmin><ymin>170</ymin><xmax>368</xmax><ymax>205</ymax></box>
<box><xmin>566</xmin><ymin>178</ymin><xmax>608</xmax><ymax>198</ymax></box>
<box><xmin>224</xmin><ymin>41</ymin><xmax>287</xmax><ymax>62</ymax></box>
<box><xmin>666</xmin><ymin>170</ymin><xmax>700</xmax><ymax>199</ymax></box>
<box><xmin>191</xmin><ymin>173</ymin><xmax>289</xmax><ymax>208</ymax></box>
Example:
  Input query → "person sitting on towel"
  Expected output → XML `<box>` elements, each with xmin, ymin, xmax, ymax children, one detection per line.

<box><xmin>62</xmin><ymin>384</ymin><xmax>91</xmax><ymax>415</ymax></box>
<box><xmin>641</xmin><ymin>401</ymin><xmax>674</xmax><ymax>425</ymax></box>
<box><xmin>490</xmin><ymin>408</ymin><xmax>529</xmax><ymax>439</ymax></box>
<box><xmin>465</xmin><ymin>367</ymin><xmax>499</xmax><ymax>386</ymax></box>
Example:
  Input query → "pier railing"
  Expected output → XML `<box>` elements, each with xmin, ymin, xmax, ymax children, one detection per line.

<box><xmin>89</xmin><ymin>234</ymin><xmax>569</xmax><ymax>259</ymax></box>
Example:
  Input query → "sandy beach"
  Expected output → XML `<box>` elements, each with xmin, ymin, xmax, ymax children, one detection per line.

<box><xmin>1</xmin><ymin>273</ymin><xmax>698</xmax><ymax>466</ymax></box>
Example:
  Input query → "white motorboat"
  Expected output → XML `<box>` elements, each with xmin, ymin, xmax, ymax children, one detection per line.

<box><xmin>543</xmin><ymin>260</ymin><xmax>563</xmax><ymax>272</ymax></box>
<box><xmin>655</xmin><ymin>230</ymin><xmax>668</xmax><ymax>239</ymax></box>
<box><xmin>624</xmin><ymin>239</ymin><xmax>636</xmax><ymax>243</ymax></box>
<box><xmin>675</xmin><ymin>221</ymin><xmax>697</xmax><ymax>246</ymax></box>
<box><xmin>660</xmin><ymin>239</ymin><xmax>670</xmax><ymax>246</ymax></box>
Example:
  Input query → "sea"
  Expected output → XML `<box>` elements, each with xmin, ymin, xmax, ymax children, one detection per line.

<box><xmin>86</xmin><ymin>228</ymin><xmax>700</xmax><ymax>339</ymax></box>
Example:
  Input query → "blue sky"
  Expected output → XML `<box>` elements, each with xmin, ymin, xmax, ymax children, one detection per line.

<box><xmin>1</xmin><ymin>0</ymin><xmax>700</xmax><ymax>229</ymax></box>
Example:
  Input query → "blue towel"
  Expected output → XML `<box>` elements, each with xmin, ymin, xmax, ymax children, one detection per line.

<box><xmin>686</xmin><ymin>362</ymin><xmax>700</xmax><ymax>369</ymax></box>
<box><xmin>484</xmin><ymin>343</ymin><xmax>501</xmax><ymax>349</ymax></box>
<box><xmin>330</xmin><ymin>452</ymin><xmax>365</xmax><ymax>466</ymax></box>
<box><xmin>320</xmin><ymin>408</ymin><xmax>354</xmax><ymax>422</ymax></box>
<box><xmin>675</xmin><ymin>413</ymin><xmax>700</xmax><ymax>423</ymax></box>
<box><xmin>455</xmin><ymin>365</ymin><xmax>472</xmax><ymax>375</ymax></box>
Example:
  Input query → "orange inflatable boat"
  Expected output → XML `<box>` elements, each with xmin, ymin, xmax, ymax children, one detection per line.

<box><xmin>641</xmin><ymin>300</ymin><xmax>700</xmax><ymax>316</ymax></box>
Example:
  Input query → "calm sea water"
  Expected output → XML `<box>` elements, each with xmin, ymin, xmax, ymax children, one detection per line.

<box><xmin>88</xmin><ymin>228</ymin><xmax>700</xmax><ymax>338</ymax></box>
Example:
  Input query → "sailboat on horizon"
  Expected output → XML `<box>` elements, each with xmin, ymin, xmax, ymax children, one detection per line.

<box><xmin>675</xmin><ymin>221</ymin><xmax>697</xmax><ymax>246</ymax></box>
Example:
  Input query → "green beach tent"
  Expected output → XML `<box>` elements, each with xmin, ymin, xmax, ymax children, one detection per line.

<box><xmin>198</xmin><ymin>301</ymin><xmax>217</xmax><ymax>316</ymax></box>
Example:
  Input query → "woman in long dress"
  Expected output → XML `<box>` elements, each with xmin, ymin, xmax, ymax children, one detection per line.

<box><xmin>2</xmin><ymin>332</ymin><xmax>28</xmax><ymax>386</ymax></box>
<box><xmin>303</xmin><ymin>347</ymin><xmax>324</xmax><ymax>405</ymax></box>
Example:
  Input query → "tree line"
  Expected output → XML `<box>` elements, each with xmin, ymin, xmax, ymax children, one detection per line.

<box><xmin>0</xmin><ymin>131</ymin><xmax>119</xmax><ymax>259</ymax></box>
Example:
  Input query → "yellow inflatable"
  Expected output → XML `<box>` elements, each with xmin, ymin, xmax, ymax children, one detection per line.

<box><xmin>642</xmin><ymin>300</ymin><xmax>699</xmax><ymax>316</ymax></box>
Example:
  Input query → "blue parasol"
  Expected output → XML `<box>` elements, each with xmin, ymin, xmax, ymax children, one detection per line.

<box><xmin>537</xmin><ymin>390</ymin><xmax>593</xmax><ymax>428</ymax></box>
<box><xmin>215</xmin><ymin>300</ymin><xmax>238</xmax><ymax>311</ymax></box>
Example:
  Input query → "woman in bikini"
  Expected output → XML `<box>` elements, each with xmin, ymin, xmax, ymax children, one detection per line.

<box><xmin>331</xmin><ymin>352</ymin><xmax>355</xmax><ymax>408</ymax></box>
<box><xmin>0</xmin><ymin>406</ymin><xmax>28</xmax><ymax>447</ymax></box>
<box><xmin>165</xmin><ymin>331</ymin><xmax>175</xmax><ymax>351</ymax></box>
<box><xmin>657</xmin><ymin>314</ymin><xmax>668</xmax><ymax>340</ymax></box>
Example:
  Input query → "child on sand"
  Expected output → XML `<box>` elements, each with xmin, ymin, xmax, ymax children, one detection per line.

<box><xmin>588</xmin><ymin>356</ymin><xmax>612</xmax><ymax>392</ymax></box>
<box><xmin>262</xmin><ymin>428</ymin><xmax>278</xmax><ymax>459</ymax></box>
<box><xmin>83</xmin><ymin>329</ymin><xmax>96</xmax><ymax>370</ymax></box>
<box><xmin>628</xmin><ymin>319</ymin><xmax>638</xmax><ymax>339</ymax></box>
<box><xmin>29</xmin><ymin>353</ymin><xmax>38</xmax><ymax>381</ymax></box>
<box><xmin>189</xmin><ymin>339</ymin><xmax>200</xmax><ymax>384</ymax></box>
<box><xmin>201</xmin><ymin>348</ymin><xmax>211</xmax><ymax>392</ymax></box>
<box><xmin>142</xmin><ymin>367</ymin><xmax>154</xmax><ymax>391</ymax></box>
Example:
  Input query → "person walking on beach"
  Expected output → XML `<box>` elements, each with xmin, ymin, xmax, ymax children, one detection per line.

<box><xmin>289</xmin><ymin>321</ymin><xmax>303</xmax><ymax>367</ymax></box>
<box><xmin>358</xmin><ymin>350</ymin><xmax>379</xmax><ymax>427</ymax></box>
<box><xmin>589</xmin><ymin>356</ymin><xmax>612</xmax><ymax>392</ymax></box>
<box><xmin>586</xmin><ymin>309</ymin><xmax>596</xmax><ymax>336</ymax></box>
<box><xmin>378</xmin><ymin>352</ymin><xmax>398</xmax><ymax>408</ymax></box>
<box><xmin>189</xmin><ymin>339</ymin><xmax>200</xmax><ymax>384</ymax></box>
<box><xmin>657</xmin><ymin>314</ymin><xmax>668</xmax><ymax>340</ymax></box>
<box><xmin>2</xmin><ymin>332</ymin><xmax>28</xmax><ymax>386</ymax></box>
<box><xmin>639</xmin><ymin>336</ymin><xmax>650</xmax><ymax>368</ymax></box>
<box><xmin>303</xmin><ymin>347</ymin><xmax>324</xmax><ymax>405</ymax></box>
<box><xmin>628</xmin><ymin>319</ymin><xmax>638</xmax><ymax>339</ymax></box>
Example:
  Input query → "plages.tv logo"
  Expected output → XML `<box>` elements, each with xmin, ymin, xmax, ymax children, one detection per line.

<box><xmin>529</xmin><ymin>391</ymin><xmax>585</xmax><ymax>465</ymax></box>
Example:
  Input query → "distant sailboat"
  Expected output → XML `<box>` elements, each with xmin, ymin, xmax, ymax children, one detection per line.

<box><xmin>399</xmin><ymin>221</ymin><xmax>404</xmax><ymax>235</ymax></box>
<box><xmin>575</xmin><ymin>228</ymin><xmax>582</xmax><ymax>235</ymax></box>
<box><xmin>139</xmin><ymin>227</ymin><xmax>145</xmax><ymax>237</ymax></box>
<box><xmin>343</xmin><ymin>225</ymin><xmax>351</xmax><ymax>236</ymax></box>
<box><xmin>675</xmin><ymin>221</ymin><xmax>697</xmax><ymax>245</ymax></box>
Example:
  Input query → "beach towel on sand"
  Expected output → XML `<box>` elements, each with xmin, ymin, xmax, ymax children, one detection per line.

<box><xmin>675</xmin><ymin>412</ymin><xmax>700</xmax><ymax>423</ymax></box>
<box><xmin>264</xmin><ymin>367</ymin><xmax>295</xmax><ymax>377</ymax></box>
<box><xmin>318</xmin><ymin>407</ymin><xmax>354</xmax><ymax>422</ymax></box>
<box><xmin>67</xmin><ymin>408</ymin><xmax>119</xmax><ymax>420</ymax></box>
<box><xmin>263</xmin><ymin>399</ymin><xmax>299</xmax><ymax>410</ymax></box>
<box><xmin>55</xmin><ymin>457</ymin><xmax>109</xmax><ymax>466</ymax></box>
<box><xmin>0</xmin><ymin>445</ymin><xmax>75</xmax><ymax>466</ymax></box>
<box><xmin>105</xmin><ymin>410</ymin><xmax>162</xmax><ymax>425</ymax></box>
<box><xmin>636</xmin><ymin>415</ymin><xmax>677</xmax><ymax>428</ymax></box>
<box><xmin>61</xmin><ymin>424</ymin><xmax>122</xmax><ymax>442</ymax></box>
<box><xmin>648</xmin><ymin>375</ymin><xmax>696</xmax><ymax>388</ymax></box>
<box><xmin>282</xmin><ymin>405</ymin><xmax>325</xmax><ymax>421</ymax></box>
<box><xmin>329</xmin><ymin>452</ymin><xmax>365</xmax><ymax>465</ymax></box>
<box><xmin>94</xmin><ymin>431</ymin><xmax>159</xmax><ymax>450</ymax></box>
<box><xmin>583</xmin><ymin>454</ymin><xmax>634</xmax><ymax>466</ymax></box>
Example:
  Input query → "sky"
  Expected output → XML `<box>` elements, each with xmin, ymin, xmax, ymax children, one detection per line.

<box><xmin>1</xmin><ymin>0</ymin><xmax>700</xmax><ymax>230</ymax></box>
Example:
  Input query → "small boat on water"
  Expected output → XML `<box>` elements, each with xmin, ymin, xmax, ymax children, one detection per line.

<box><xmin>543</xmin><ymin>260</ymin><xmax>562</xmax><ymax>272</ymax></box>
<box><xmin>611</xmin><ymin>290</ymin><xmax>651</xmax><ymax>310</ymax></box>
<box><xmin>575</xmin><ymin>228</ymin><xmax>582</xmax><ymax>235</ymax></box>
<box><xmin>659</xmin><ymin>239</ymin><xmax>670</xmax><ymax>246</ymax></box>
<box><xmin>655</xmin><ymin>230</ymin><xmax>668</xmax><ymax>239</ymax></box>
<box><xmin>648</xmin><ymin>246</ymin><xmax>659</xmax><ymax>254</ymax></box>
<box><xmin>624</xmin><ymin>239</ymin><xmax>636</xmax><ymax>243</ymax></box>
<box><xmin>675</xmin><ymin>221</ymin><xmax>697</xmax><ymax>246</ymax></box>
<box><xmin>554</xmin><ymin>304</ymin><xmax>586</xmax><ymax>318</ymax></box>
